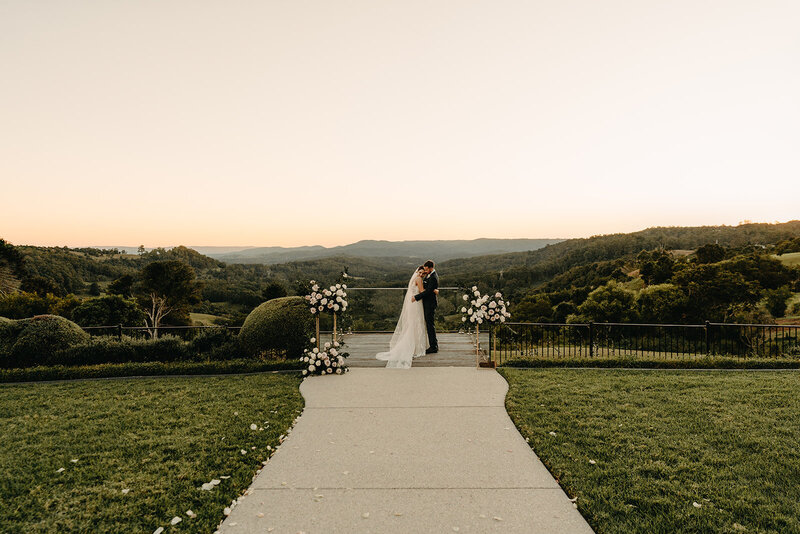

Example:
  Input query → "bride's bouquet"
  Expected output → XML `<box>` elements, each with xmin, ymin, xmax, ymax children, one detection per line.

<box><xmin>305</xmin><ymin>280</ymin><xmax>348</xmax><ymax>315</ymax></box>
<box><xmin>461</xmin><ymin>286</ymin><xmax>511</xmax><ymax>325</ymax></box>
<box><xmin>301</xmin><ymin>337</ymin><xmax>349</xmax><ymax>376</ymax></box>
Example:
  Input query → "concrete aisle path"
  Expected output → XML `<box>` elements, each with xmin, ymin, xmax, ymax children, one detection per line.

<box><xmin>219</xmin><ymin>368</ymin><xmax>595</xmax><ymax>533</ymax></box>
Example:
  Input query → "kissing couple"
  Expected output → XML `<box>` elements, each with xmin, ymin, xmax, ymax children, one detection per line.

<box><xmin>376</xmin><ymin>260</ymin><xmax>439</xmax><ymax>369</ymax></box>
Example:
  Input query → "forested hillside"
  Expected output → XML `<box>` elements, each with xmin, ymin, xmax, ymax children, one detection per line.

<box><xmin>1</xmin><ymin>221</ymin><xmax>799</xmax><ymax>330</ymax></box>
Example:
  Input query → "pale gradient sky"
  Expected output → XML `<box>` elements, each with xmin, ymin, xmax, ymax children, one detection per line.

<box><xmin>1</xmin><ymin>0</ymin><xmax>798</xmax><ymax>248</ymax></box>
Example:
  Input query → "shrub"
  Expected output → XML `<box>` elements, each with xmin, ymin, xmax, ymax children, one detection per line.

<box><xmin>0</xmin><ymin>317</ymin><xmax>21</xmax><ymax>363</ymax></box>
<box><xmin>8</xmin><ymin>315</ymin><xmax>90</xmax><ymax>367</ymax></box>
<box><xmin>71</xmin><ymin>295</ymin><xmax>146</xmax><ymax>327</ymax></box>
<box><xmin>239</xmin><ymin>296</ymin><xmax>313</xmax><ymax>358</ymax></box>
<box><xmin>188</xmin><ymin>328</ymin><xmax>241</xmax><ymax>360</ymax></box>
<box><xmin>51</xmin><ymin>335</ymin><xmax>188</xmax><ymax>367</ymax></box>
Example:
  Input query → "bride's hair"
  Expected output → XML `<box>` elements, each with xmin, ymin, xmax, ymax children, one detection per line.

<box><xmin>417</xmin><ymin>265</ymin><xmax>425</xmax><ymax>272</ymax></box>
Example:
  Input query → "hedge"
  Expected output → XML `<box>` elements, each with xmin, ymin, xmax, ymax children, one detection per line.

<box><xmin>239</xmin><ymin>297</ymin><xmax>313</xmax><ymax>358</ymax></box>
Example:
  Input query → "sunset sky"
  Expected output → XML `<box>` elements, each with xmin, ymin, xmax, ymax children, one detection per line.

<box><xmin>1</xmin><ymin>1</ymin><xmax>798</xmax><ymax>248</ymax></box>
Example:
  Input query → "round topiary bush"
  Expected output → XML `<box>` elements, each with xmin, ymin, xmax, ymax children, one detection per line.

<box><xmin>9</xmin><ymin>314</ymin><xmax>90</xmax><ymax>367</ymax></box>
<box><xmin>239</xmin><ymin>296</ymin><xmax>313</xmax><ymax>359</ymax></box>
<box><xmin>0</xmin><ymin>316</ymin><xmax>21</xmax><ymax>363</ymax></box>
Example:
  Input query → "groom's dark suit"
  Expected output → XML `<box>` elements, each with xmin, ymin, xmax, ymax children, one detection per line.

<box><xmin>413</xmin><ymin>270</ymin><xmax>439</xmax><ymax>353</ymax></box>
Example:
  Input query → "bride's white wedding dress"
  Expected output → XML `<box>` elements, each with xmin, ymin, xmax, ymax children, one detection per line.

<box><xmin>375</xmin><ymin>271</ymin><xmax>429</xmax><ymax>369</ymax></box>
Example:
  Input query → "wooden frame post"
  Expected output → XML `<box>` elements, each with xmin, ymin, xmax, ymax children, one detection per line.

<box><xmin>475</xmin><ymin>323</ymin><xmax>480</xmax><ymax>368</ymax></box>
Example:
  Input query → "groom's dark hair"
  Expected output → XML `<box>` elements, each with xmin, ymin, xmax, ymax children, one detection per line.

<box><xmin>423</xmin><ymin>260</ymin><xmax>435</xmax><ymax>268</ymax></box>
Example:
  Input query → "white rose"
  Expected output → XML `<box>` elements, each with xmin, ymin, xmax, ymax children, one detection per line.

<box><xmin>318</xmin><ymin>306</ymin><xmax>324</xmax><ymax>312</ymax></box>
<box><xmin>462</xmin><ymin>317</ymin><xmax>467</xmax><ymax>322</ymax></box>
<box><xmin>463</xmin><ymin>294</ymin><xmax>469</xmax><ymax>301</ymax></box>
<box><xmin>310</xmin><ymin>308</ymin><xmax>317</xmax><ymax>314</ymax></box>
<box><xmin>489</xmin><ymin>301</ymin><xmax>497</xmax><ymax>308</ymax></box>
<box><xmin>470</xmin><ymin>316</ymin><xmax>476</xmax><ymax>322</ymax></box>
<box><xmin>477</xmin><ymin>318</ymin><xmax>483</xmax><ymax>324</ymax></box>
<box><xmin>312</xmin><ymin>348</ymin><xmax>319</xmax><ymax>353</ymax></box>
<box><xmin>461</xmin><ymin>307</ymin><xmax>467</xmax><ymax>313</ymax></box>
<box><xmin>330</xmin><ymin>348</ymin><xmax>338</xmax><ymax>356</ymax></box>
<box><xmin>308</xmin><ymin>365</ymin><xmax>315</xmax><ymax>372</ymax></box>
<box><xmin>310</xmin><ymin>337</ymin><xmax>316</xmax><ymax>343</ymax></box>
<box><xmin>336</xmin><ymin>284</ymin><xmax>342</xmax><ymax>289</ymax></box>
<box><xmin>316</xmin><ymin>361</ymin><xmax>321</xmax><ymax>367</ymax></box>
<box><xmin>324</xmin><ymin>342</ymin><xmax>331</xmax><ymax>349</ymax></box>
<box><xmin>336</xmin><ymin>368</ymin><xmax>342</xmax><ymax>374</ymax></box>
<box><xmin>330</xmin><ymin>286</ymin><xmax>336</xmax><ymax>292</ymax></box>
<box><xmin>327</xmin><ymin>368</ymin><xmax>333</xmax><ymax>374</ymax></box>
<box><xmin>474</xmin><ymin>290</ymin><xmax>480</xmax><ymax>297</ymax></box>
<box><xmin>337</xmin><ymin>356</ymin><xmax>344</xmax><ymax>364</ymax></box>
<box><xmin>499</xmin><ymin>300</ymin><xmax>504</xmax><ymax>306</ymax></box>
<box><xmin>500</xmin><ymin>316</ymin><xmax>506</xmax><ymax>322</ymax></box>
<box><xmin>302</xmin><ymin>370</ymin><xmax>308</xmax><ymax>375</ymax></box>
<box><xmin>312</xmin><ymin>284</ymin><xmax>319</xmax><ymax>291</ymax></box>
<box><xmin>472</xmin><ymin>286</ymin><xmax>478</xmax><ymax>291</ymax></box>
<box><xmin>467</xmin><ymin>308</ymin><xmax>473</xmax><ymax>315</ymax></box>
<box><xmin>333</xmin><ymin>304</ymin><xmax>340</xmax><ymax>311</ymax></box>
<box><xmin>495</xmin><ymin>292</ymin><xmax>502</xmax><ymax>298</ymax></box>
<box><xmin>470</xmin><ymin>300</ymin><xmax>476</xmax><ymax>306</ymax></box>
<box><xmin>343</xmin><ymin>284</ymin><xmax>347</xmax><ymax>289</ymax></box>
<box><xmin>321</xmin><ymin>298</ymin><xmax>328</xmax><ymax>305</ymax></box>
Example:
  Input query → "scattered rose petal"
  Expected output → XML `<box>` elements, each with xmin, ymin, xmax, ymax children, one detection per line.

<box><xmin>170</xmin><ymin>517</ymin><xmax>182</xmax><ymax>525</ymax></box>
<box><xmin>234</xmin><ymin>411</ymin><xmax>238</xmax><ymax>416</ymax></box>
<box><xmin>394</xmin><ymin>512</ymin><xmax>403</xmax><ymax>516</ymax></box>
<box><xmin>257</xmin><ymin>512</ymin><xmax>265</xmax><ymax>518</ymax></box>
<box><xmin>589</xmin><ymin>460</ymin><xmax>596</xmax><ymax>465</ymax></box>
<box><xmin>453</xmin><ymin>527</ymin><xmax>460</xmax><ymax>532</ymax></box>
<box><xmin>56</xmin><ymin>467</ymin><xmax>65</xmax><ymax>473</ymax></box>
<box><xmin>121</xmin><ymin>488</ymin><xmax>130</xmax><ymax>494</ymax></box>
<box><xmin>250</xmin><ymin>424</ymin><xmax>258</xmax><ymax>430</ymax></box>
<box><xmin>693</xmin><ymin>502</ymin><xmax>702</xmax><ymax>508</ymax></box>
<box><xmin>186</xmin><ymin>510</ymin><xmax>196</xmax><ymax>518</ymax></box>
<box><xmin>70</xmin><ymin>459</ymin><xmax>78</xmax><ymax>463</ymax></box>
<box><xmin>223</xmin><ymin>507</ymin><xmax>232</xmax><ymax>516</ymax></box>
<box><xmin>240</xmin><ymin>449</ymin><xmax>247</xmax><ymax>455</ymax></box>
<box><xmin>493</xmin><ymin>516</ymin><xmax>504</xmax><ymax>521</ymax></box>
<box><xmin>153</xmin><ymin>528</ymin><xmax>164</xmax><ymax>534</ymax></box>
<box><xmin>362</xmin><ymin>512</ymin><xmax>370</xmax><ymax>519</ymax></box>
<box><xmin>549</xmin><ymin>431</ymin><xmax>557</xmax><ymax>436</ymax></box>
<box><xmin>479</xmin><ymin>514</ymin><xmax>487</xmax><ymax>518</ymax></box>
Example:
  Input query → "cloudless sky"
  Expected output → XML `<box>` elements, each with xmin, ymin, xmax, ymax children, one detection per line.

<box><xmin>1</xmin><ymin>0</ymin><xmax>798</xmax><ymax>247</ymax></box>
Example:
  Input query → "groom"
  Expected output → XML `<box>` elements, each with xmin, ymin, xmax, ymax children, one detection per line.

<box><xmin>412</xmin><ymin>260</ymin><xmax>439</xmax><ymax>354</ymax></box>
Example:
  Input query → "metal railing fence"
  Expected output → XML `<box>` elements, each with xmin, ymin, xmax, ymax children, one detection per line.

<box><xmin>490</xmin><ymin>322</ymin><xmax>800</xmax><ymax>365</ymax></box>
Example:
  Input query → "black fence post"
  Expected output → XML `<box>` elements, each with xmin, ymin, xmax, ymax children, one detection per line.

<box><xmin>588</xmin><ymin>322</ymin><xmax>594</xmax><ymax>358</ymax></box>
<box><xmin>704</xmin><ymin>320</ymin><xmax>710</xmax><ymax>356</ymax></box>
<box><xmin>117</xmin><ymin>324</ymin><xmax>122</xmax><ymax>341</ymax></box>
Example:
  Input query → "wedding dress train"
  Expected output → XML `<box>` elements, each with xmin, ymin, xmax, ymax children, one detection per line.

<box><xmin>375</xmin><ymin>271</ymin><xmax>429</xmax><ymax>369</ymax></box>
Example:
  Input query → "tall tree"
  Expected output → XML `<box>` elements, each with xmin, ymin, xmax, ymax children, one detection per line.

<box><xmin>134</xmin><ymin>260</ymin><xmax>202</xmax><ymax>338</ymax></box>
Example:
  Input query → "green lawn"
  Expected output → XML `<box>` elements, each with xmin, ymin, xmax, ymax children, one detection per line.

<box><xmin>0</xmin><ymin>373</ymin><xmax>303</xmax><ymax>533</ymax></box>
<box><xmin>500</xmin><ymin>368</ymin><xmax>800</xmax><ymax>534</ymax></box>
<box><xmin>774</xmin><ymin>252</ymin><xmax>800</xmax><ymax>267</ymax></box>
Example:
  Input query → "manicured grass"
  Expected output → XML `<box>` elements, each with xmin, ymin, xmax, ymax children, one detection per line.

<box><xmin>0</xmin><ymin>373</ymin><xmax>304</xmax><ymax>533</ymax></box>
<box><xmin>189</xmin><ymin>312</ymin><xmax>222</xmax><ymax>325</ymax></box>
<box><xmin>774</xmin><ymin>252</ymin><xmax>800</xmax><ymax>267</ymax></box>
<box><xmin>500</xmin><ymin>356</ymin><xmax>800</xmax><ymax>369</ymax></box>
<box><xmin>500</xmin><ymin>368</ymin><xmax>800</xmax><ymax>534</ymax></box>
<box><xmin>0</xmin><ymin>358</ymin><xmax>303</xmax><ymax>383</ymax></box>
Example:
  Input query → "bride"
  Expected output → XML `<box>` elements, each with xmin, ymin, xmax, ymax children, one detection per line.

<box><xmin>376</xmin><ymin>266</ymin><xmax>436</xmax><ymax>369</ymax></box>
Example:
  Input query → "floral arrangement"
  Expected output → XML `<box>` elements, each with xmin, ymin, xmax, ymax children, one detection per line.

<box><xmin>461</xmin><ymin>286</ymin><xmax>511</xmax><ymax>325</ymax></box>
<box><xmin>301</xmin><ymin>337</ymin><xmax>349</xmax><ymax>376</ymax></box>
<box><xmin>305</xmin><ymin>280</ymin><xmax>348</xmax><ymax>315</ymax></box>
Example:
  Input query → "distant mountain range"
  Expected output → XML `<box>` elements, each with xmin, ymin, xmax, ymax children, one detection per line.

<box><xmin>207</xmin><ymin>239</ymin><xmax>563</xmax><ymax>264</ymax></box>
<box><xmin>96</xmin><ymin>239</ymin><xmax>563</xmax><ymax>264</ymax></box>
